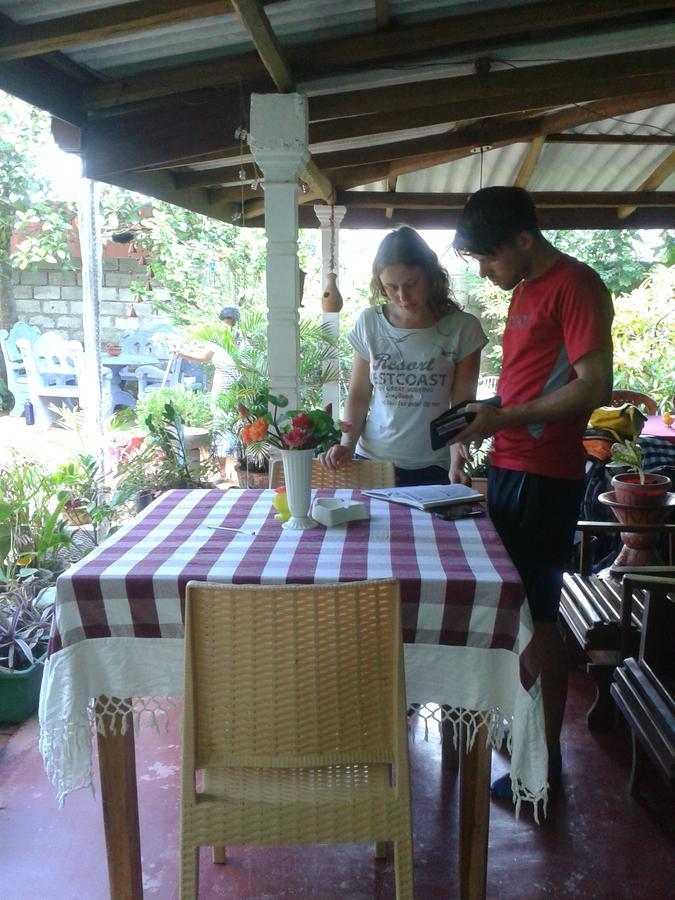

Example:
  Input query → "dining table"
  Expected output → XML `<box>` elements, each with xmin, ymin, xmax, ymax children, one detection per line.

<box><xmin>640</xmin><ymin>414</ymin><xmax>675</xmax><ymax>445</ymax></box>
<box><xmin>39</xmin><ymin>487</ymin><xmax>547</xmax><ymax>899</ymax></box>
<box><xmin>100</xmin><ymin>352</ymin><xmax>160</xmax><ymax>408</ymax></box>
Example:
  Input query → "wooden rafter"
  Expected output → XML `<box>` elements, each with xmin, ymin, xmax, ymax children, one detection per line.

<box><xmin>82</xmin><ymin>0</ymin><xmax>672</xmax><ymax>111</ymax></box>
<box><xmin>618</xmin><ymin>150</ymin><xmax>675</xmax><ymax>218</ymax></box>
<box><xmin>514</xmin><ymin>137</ymin><xmax>546</xmax><ymax>188</ymax></box>
<box><xmin>546</xmin><ymin>133</ymin><xmax>675</xmax><ymax>145</ymax></box>
<box><xmin>320</xmin><ymin>91</ymin><xmax>675</xmax><ymax>191</ymax></box>
<box><xmin>0</xmin><ymin>1</ymin><xmax>284</xmax><ymax>62</ymax></box>
<box><xmin>308</xmin><ymin>47</ymin><xmax>674</xmax><ymax>122</ymax></box>
<box><xmin>374</xmin><ymin>0</ymin><xmax>389</xmax><ymax>29</ymax></box>
<box><xmin>230</xmin><ymin>0</ymin><xmax>293</xmax><ymax>92</ymax></box>
<box><xmin>335</xmin><ymin>191</ymin><xmax>675</xmax><ymax>210</ymax></box>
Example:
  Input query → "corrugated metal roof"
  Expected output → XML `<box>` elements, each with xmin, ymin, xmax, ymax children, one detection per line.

<box><xmin>0</xmin><ymin>0</ymin><xmax>671</xmax><ymax>228</ymax></box>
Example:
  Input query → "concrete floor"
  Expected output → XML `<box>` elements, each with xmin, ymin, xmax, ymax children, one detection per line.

<box><xmin>1</xmin><ymin>668</ymin><xmax>673</xmax><ymax>899</ymax></box>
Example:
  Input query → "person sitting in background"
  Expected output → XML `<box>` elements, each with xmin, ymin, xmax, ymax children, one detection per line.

<box><xmin>173</xmin><ymin>306</ymin><xmax>240</xmax><ymax>481</ymax></box>
<box><xmin>319</xmin><ymin>226</ymin><xmax>487</xmax><ymax>486</ymax></box>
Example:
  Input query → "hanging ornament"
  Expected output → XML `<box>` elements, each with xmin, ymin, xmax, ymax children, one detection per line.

<box><xmin>133</xmin><ymin>291</ymin><xmax>143</xmax><ymax>304</ymax></box>
<box><xmin>321</xmin><ymin>205</ymin><xmax>343</xmax><ymax>313</ymax></box>
<box><xmin>128</xmin><ymin>304</ymin><xmax>138</xmax><ymax>318</ymax></box>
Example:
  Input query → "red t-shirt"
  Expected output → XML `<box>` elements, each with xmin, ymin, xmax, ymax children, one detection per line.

<box><xmin>491</xmin><ymin>254</ymin><xmax>613</xmax><ymax>480</ymax></box>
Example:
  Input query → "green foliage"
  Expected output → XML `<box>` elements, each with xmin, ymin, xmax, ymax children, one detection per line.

<box><xmin>611</xmin><ymin>266</ymin><xmax>675</xmax><ymax>411</ymax></box>
<box><xmin>0</xmin><ymin>584</ymin><xmax>53</xmax><ymax>671</ymax></box>
<box><xmin>199</xmin><ymin>309</ymin><xmax>340</xmax><ymax>467</ymax></box>
<box><xmin>0</xmin><ymin>93</ymin><xmax>72</xmax><ymax>269</ymax></box>
<box><xmin>54</xmin><ymin>452</ymin><xmax>136</xmax><ymax>547</ymax></box>
<box><xmin>120</xmin><ymin>202</ymin><xmax>268</xmax><ymax>323</ymax></box>
<box><xmin>545</xmin><ymin>229</ymin><xmax>651</xmax><ymax>295</ymax></box>
<box><xmin>610</xmin><ymin>440</ymin><xmax>644</xmax><ymax>483</ymax></box>
<box><xmin>0</xmin><ymin>453</ymin><xmax>72</xmax><ymax>584</ymax></box>
<box><xmin>136</xmin><ymin>385</ymin><xmax>213</xmax><ymax>430</ymax></box>
<box><xmin>116</xmin><ymin>402</ymin><xmax>217</xmax><ymax>494</ymax></box>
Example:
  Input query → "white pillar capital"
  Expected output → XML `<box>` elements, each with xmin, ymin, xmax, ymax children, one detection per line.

<box><xmin>313</xmin><ymin>204</ymin><xmax>347</xmax><ymax>229</ymax></box>
<box><xmin>249</xmin><ymin>93</ymin><xmax>309</xmax><ymax>183</ymax></box>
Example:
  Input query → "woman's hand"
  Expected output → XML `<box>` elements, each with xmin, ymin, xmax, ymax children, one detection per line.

<box><xmin>318</xmin><ymin>443</ymin><xmax>354</xmax><ymax>471</ymax></box>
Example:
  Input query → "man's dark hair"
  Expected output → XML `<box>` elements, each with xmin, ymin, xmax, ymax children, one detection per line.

<box><xmin>453</xmin><ymin>186</ymin><xmax>541</xmax><ymax>256</ymax></box>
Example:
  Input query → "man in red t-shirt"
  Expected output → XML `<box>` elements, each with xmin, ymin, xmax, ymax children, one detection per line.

<box><xmin>451</xmin><ymin>187</ymin><xmax>614</xmax><ymax>799</ymax></box>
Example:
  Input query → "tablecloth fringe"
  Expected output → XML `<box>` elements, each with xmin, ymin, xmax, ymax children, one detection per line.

<box><xmin>40</xmin><ymin>696</ymin><xmax>181</xmax><ymax>807</ymax></box>
<box><xmin>407</xmin><ymin>703</ymin><xmax>547</xmax><ymax>820</ymax></box>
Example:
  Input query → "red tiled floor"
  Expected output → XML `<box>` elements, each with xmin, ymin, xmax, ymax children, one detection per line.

<box><xmin>1</xmin><ymin>668</ymin><xmax>673</xmax><ymax>898</ymax></box>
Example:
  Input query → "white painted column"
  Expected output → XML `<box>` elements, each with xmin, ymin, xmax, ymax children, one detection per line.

<box><xmin>314</xmin><ymin>204</ymin><xmax>346</xmax><ymax>415</ymax></box>
<box><xmin>77</xmin><ymin>176</ymin><xmax>105</xmax><ymax>466</ymax></box>
<box><xmin>249</xmin><ymin>94</ymin><xmax>309</xmax><ymax>409</ymax></box>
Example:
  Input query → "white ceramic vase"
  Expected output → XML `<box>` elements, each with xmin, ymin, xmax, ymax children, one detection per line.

<box><xmin>281</xmin><ymin>448</ymin><xmax>317</xmax><ymax>530</ymax></box>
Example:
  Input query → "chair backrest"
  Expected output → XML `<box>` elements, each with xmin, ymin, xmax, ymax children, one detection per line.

<box><xmin>17</xmin><ymin>332</ymin><xmax>79</xmax><ymax>389</ymax></box>
<box><xmin>0</xmin><ymin>322</ymin><xmax>40</xmax><ymax>368</ymax></box>
<box><xmin>183</xmin><ymin>579</ymin><xmax>404</xmax><ymax>768</ymax></box>
<box><xmin>477</xmin><ymin>373</ymin><xmax>499</xmax><ymax>399</ymax></box>
<box><xmin>611</xmin><ymin>390</ymin><xmax>657</xmax><ymax>416</ymax></box>
<box><xmin>269</xmin><ymin>457</ymin><xmax>397</xmax><ymax>489</ymax></box>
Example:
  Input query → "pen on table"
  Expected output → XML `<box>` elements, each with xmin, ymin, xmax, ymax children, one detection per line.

<box><xmin>206</xmin><ymin>524</ymin><xmax>257</xmax><ymax>536</ymax></box>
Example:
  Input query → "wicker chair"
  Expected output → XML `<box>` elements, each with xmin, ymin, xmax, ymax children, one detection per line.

<box><xmin>611</xmin><ymin>390</ymin><xmax>657</xmax><ymax>415</ymax></box>
<box><xmin>180</xmin><ymin>578</ymin><xmax>413</xmax><ymax>899</ymax></box>
<box><xmin>269</xmin><ymin>457</ymin><xmax>396</xmax><ymax>489</ymax></box>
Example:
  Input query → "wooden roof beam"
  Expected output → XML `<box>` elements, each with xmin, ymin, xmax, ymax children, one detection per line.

<box><xmin>0</xmin><ymin>1</ymin><xmax>284</xmax><ymax>62</ymax></box>
<box><xmin>308</xmin><ymin>47</ymin><xmax>674</xmax><ymax>122</ymax></box>
<box><xmin>231</xmin><ymin>0</ymin><xmax>293</xmax><ymax>92</ymax></box>
<box><xmin>336</xmin><ymin>191</ymin><xmax>675</xmax><ymax>210</ymax></box>
<box><xmin>324</xmin><ymin>90</ymin><xmax>675</xmax><ymax>190</ymax></box>
<box><xmin>82</xmin><ymin>0</ymin><xmax>672</xmax><ymax>111</ymax></box>
<box><xmin>295</xmin><ymin>205</ymin><xmax>675</xmax><ymax>231</ymax></box>
<box><xmin>618</xmin><ymin>150</ymin><xmax>675</xmax><ymax>218</ymax></box>
<box><xmin>514</xmin><ymin>137</ymin><xmax>546</xmax><ymax>188</ymax></box>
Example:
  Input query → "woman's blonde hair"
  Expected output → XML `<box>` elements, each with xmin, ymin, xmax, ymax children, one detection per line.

<box><xmin>369</xmin><ymin>225</ymin><xmax>458</xmax><ymax>317</ymax></box>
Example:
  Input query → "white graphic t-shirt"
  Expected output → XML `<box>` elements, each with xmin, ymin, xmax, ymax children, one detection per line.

<box><xmin>349</xmin><ymin>305</ymin><xmax>487</xmax><ymax>469</ymax></box>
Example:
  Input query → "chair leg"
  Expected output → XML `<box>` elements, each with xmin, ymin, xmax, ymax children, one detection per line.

<box><xmin>212</xmin><ymin>846</ymin><xmax>226</xmax><ymax>864</ymax></box>
<box><xmin>586</xmin><ymin>663</ymin><xmax>617</xmax><ymax>730</ymax></box>
<box><xmin>374</xmin><ymin>841</ymin><xmax>388</xmax><ymax>858</ymax></box>
<box><xmin>179</xmin><ymin>845</ymin><xmax>199</xmax><ymax>900</ymax></box>
<box><xmin>393</xmin><ymin>834</ymin><xmax>414</xmax><ymax>900</ymax></box>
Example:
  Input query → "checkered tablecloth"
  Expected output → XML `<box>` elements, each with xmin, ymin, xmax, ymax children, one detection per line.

<box><xmin>40</xmin><ymin>489</ymin><xmax>547</xmax><ymax>813</ymax></box>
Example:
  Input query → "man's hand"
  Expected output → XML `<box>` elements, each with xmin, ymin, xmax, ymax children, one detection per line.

<box><xmin>448</xmin><ymin>402</ymin><xmax>503</xmax><ymax>446</ymax></box>
<box><xmin>317</xmin><ymin>443</ymin><xmax>354</xmax><ymax>471</ymax></box>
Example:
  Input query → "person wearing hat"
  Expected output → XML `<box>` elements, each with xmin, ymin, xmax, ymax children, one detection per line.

<box><xmin>173</xmin><ymin>306</ymin><xmax>241</xmax><ymax>480</ymax></box>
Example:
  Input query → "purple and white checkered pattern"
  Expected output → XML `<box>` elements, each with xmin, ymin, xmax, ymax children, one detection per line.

<box><xmin>53</xmin><ymin>489</ymin><xmax>538</xmax><ymax>695</ymax></box>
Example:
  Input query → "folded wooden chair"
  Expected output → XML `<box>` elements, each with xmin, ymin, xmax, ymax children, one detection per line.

<box><xmin>269</xmin><ymin>457</ymin><xmax>396</xmax><ymax>489</ymax></box>
<box><xmin>180</xmin><ymin>578</ymin><xmax>413</xmax><ymax>899</ymax></box>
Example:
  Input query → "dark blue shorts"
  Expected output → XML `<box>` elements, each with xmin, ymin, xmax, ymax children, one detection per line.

<box><xmin>487</xmin><ymin>466</ymin><xmax>584</xmax><ymax>623</ymax></box>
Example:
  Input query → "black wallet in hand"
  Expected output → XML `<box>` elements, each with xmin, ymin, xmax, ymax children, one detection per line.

<box><xmin>429</xmin><ymin>396</ymin><xmax>501</xmax><ymax>450</ymax></box>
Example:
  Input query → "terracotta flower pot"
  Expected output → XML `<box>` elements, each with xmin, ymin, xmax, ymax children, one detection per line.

<box><xmin>610</xmin><ymin>472</ymin><xmax>672</xmax><ymax>507</ymax></box>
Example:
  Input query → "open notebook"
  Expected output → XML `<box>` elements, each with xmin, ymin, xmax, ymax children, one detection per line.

<box><xmin>362</xmin><ymin>483</ymin><xmax>485</xmax><ymax>511</ymax></box>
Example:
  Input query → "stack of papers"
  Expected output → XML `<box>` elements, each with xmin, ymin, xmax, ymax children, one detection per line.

<box><xmin>362</xmin><ymin>483</ymin><xmax>485</xmax><ymax>511</ymax></box>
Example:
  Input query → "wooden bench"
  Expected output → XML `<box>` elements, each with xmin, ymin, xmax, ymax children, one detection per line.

<box><xmin>0</xmin><ymin>321</ymin><xmax>40</xmax><ymax>415</ymax></box>
<box><xmin>611</xmin><ymin>574</ymin><xmax>675</xmax><ymax>795</ymax></box>
<box><xmin>17</xmin><ymin>331</ymin><xmax>114</xmax><ymax>430</ymax></box>
<box><xmin>559</xmin><ymin>521</ymin><xmax>675</xmax><ymax>730</ymax></box>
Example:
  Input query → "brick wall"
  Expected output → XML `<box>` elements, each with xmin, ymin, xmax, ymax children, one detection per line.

<box><xmin>12</xmin><ymin>257</ymin><xmax>172</xmax><ymax>342</ymax></box>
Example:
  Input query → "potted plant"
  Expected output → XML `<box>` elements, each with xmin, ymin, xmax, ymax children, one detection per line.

<box><xmin>610</xmin><ymin>440</ymin><xmax>672</xmax><ymax>506</ymax></box>
<box><xmin>0</xmin><ymin>454</ymin><xmax>73</xmax><ymax>585</ymax></box>
<box><xmin>55</xmin><ymin>453</ymin><xmax>137</xmax><ymax>547</ymax></box>
<box><xmin>115</xmin><ymin>402</ymin><xmax>218</xmax><ymax>503</ymax></box>
<box><xmin>238</xmin><ymin>393</ymin><xmax>345</xmax><ymax>529</ymax></box>
<box><xmin>0</xmin><ymin>583</ymin><xmax>54</xmax><ymax>723</ymax></box>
